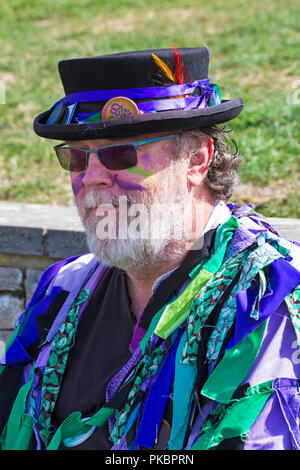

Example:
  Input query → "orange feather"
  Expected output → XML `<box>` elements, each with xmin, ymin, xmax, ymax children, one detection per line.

<box><xmin>152</xmin><ymin>53</ymin><xmax>176</xmax><ymax>83</ymax></box>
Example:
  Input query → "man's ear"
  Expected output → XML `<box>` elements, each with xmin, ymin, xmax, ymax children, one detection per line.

<box><xmin>186</xmin><ymin>136</ymin><xmax>214</xmax><ymax>187</ymax></box>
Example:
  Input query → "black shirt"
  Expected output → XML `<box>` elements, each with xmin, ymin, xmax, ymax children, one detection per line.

<box><xmin>52</xmin><ymin>268</ymin><xmax>136</xmax><ymax>449</ymax></box>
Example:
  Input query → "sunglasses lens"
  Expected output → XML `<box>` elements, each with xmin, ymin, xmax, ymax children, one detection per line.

<box><xmin>99</xmin><ymin>145</ymin><xmax>137</xmax><ymax>170</ymax></box>
<box><xmin>56</xmin><ymin>148</ymin><xmax>86</xmax><ymax>171</ymax></box>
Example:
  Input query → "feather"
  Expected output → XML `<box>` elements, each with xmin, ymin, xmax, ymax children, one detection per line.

<box><xmin>172</xmin><ymin>44</ymin><xmax>184</xmax><ymax>84</ymax></box>
<box><xmin>152</xmin><ymin>53</ymin><xmax>176</xmax><ymax>83</ymax></box>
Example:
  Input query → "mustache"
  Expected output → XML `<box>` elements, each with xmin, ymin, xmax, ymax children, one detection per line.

<box><xmin>82</xmin><ymin>189</ymin><xmax>137</xmax><ymax>211</ymax></box>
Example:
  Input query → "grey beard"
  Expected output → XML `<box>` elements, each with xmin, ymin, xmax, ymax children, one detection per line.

<box><xmin>85</xmin><ymin>219</ymin><xmax>180</xmax><ymax>271</ymax></box>
<box><xmin>76</xmin><ymin>160</ymin><xmax>191</xmax><ymax>270</ymax></box>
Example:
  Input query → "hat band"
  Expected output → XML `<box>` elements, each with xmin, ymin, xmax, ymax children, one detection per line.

<box><xmin>76</xmin><ymin>95</ymin><xmax>209</xmax><ymax>121</ymax></box>
<box><xmin>52</xmin><ymin>79</ymin><xmax>217</xmax><ymax>106</ymax></box>
<box><xmin>47</xmin><ymin>79</ymin><xmax>221</xmax><ymax>125</ymax></box>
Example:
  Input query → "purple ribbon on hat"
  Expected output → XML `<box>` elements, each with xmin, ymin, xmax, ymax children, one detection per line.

<box><xmin>53</xmin><ymin>79</ymin><xmax>213</xmax><ymax>107</ymax></box>
<box><xmin>75</xmin><ymin>95</ymin><xmax>208</xmax><ymax>121</ymax></box>
<box><xmin>49</xmin><ymin>79</ymin><xmax>221</xmax><ymax>123</ymax></box>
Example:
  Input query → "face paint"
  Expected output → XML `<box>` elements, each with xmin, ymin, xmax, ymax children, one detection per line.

<box><xmin>126</xmin><ymin>164</ymin><xmax>154</xmax><ymax>178</ymax></box>
<box><xmin>114</xmin><ymin>173</ymin><xmax>146</xmax><ymax>191</ymax></box>
<box><xmin>140</xmin><ymin>153</ymin><xmax>152</xmax><ymax>168</ymax></box>
<box><xmin>140</xmin><ymin>153</ymin><xmax>165</xmax><ymax>172</ymax></box>
<box><xmin>71</xmin><ymin>172</ymin><xmax>85</xmax><ymax>196</ymax></box>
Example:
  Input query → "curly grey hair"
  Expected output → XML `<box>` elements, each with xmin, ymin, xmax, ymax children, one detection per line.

<box><xmin>173</xmin><ymin>126</ymin><xmax>242</xmax><ymax>201</ymax></box>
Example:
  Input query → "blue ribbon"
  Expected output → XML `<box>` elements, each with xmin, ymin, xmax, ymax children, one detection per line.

<box><xmin>225</xmin><ymin>258</ymin><xmax>300</xmax><ymax>351</ymax></box>
<box><xmin>133</xmin><ymin>330</ymin><xmax>183</xmax><ymax>449</ymax></box>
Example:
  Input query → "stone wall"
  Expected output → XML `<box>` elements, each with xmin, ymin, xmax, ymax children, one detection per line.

<box><xmin>0</xmin><ymin>201</ymin><xmax>299</xmax><ymax>354</ymax></box>
<box><xmin>0</xmin><ymin>202</ymin><xmax>88</xmax><ymax>353</ymax></box>
<box><xmin>0</xmin><ymin>266</ymin><xmax>49</xmax><ymax>345</ymax></box>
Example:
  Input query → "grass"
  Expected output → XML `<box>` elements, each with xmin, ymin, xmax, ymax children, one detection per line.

<box><xmin>0</xmin><ymin>0</ymin><xmax>299</xmax><ymax>216</ymax></box>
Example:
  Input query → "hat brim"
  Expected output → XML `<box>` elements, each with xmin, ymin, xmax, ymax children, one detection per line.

<box><xmin>33</xmin><ymin>98</ymin><xmax>244</xmax><ymax>141</ymax></box>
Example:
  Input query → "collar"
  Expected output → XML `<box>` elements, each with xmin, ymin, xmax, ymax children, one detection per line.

<box><xmin>139</xmin><ymin>227</ymin><xmax>218</xmax><ymax>331</ymax></box>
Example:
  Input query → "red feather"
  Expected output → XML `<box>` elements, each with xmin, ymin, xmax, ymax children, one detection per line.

<box><xmin>172</xmin><ymin>44</ymin><xmax>184</xmax><ymax>84</ymax></box>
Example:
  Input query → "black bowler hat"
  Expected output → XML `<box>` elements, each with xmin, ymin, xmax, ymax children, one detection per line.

<box><xmin>33</xmin><ymin>47</ymin><xmax>244</xmax><ymax>141</ymax></box>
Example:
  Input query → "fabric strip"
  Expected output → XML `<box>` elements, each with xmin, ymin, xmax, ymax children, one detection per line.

<box><xmin>168</xmin><ymin>329</ymin><xmax>197</xmax><ymax>450</ymax></box>
<box><xmin>134</xmin><ymin>330</ymin><xmax>183</xmax><ymax>448</ymax></box>
<box><xmin>201</xmin><ymin>321</ymin><xmax>267</xmax><ymax>404</ymax></box>
<box><xmin>191</xmin><ymin>380</ymin><xmax>273</xmax><ymax>450</ymax></box>
<box><xmin>225</xmin><ymin>258</ymin><xmax>300</xmax><ymax>351</ymax></box>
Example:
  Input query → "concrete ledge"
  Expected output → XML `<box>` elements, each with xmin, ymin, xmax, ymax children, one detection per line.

<box><xmin>0</xmin><ymin>202</ymin><xmax>83</xmax><ymax>230</ymax></box>
<box><xmin>0</xmin><ymin>202</ymin><xmax>89</xmax><ymax>258</ymax></box>
<box><xmin>0</xmin><ymin>202</ymin><xmax>299</xmax><ymax>260</ymax></box>
<box><xmin>263</xmin><ymin>217</ymin><xmax>300</xmax><ymax>243</ymax></box>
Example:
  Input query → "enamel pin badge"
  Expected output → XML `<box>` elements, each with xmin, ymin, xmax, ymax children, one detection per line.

<box><xmin>102</xmin><ymin>96</ymin><xmax>140</xmax><ymax>120</ymax></box>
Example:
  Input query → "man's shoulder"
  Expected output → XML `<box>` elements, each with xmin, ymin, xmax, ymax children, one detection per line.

<box><xmin>46</xmin><ymin>252</ymin><xmax>99</xmax><ymax>278</ymax></box>
<box><xmin>26</xmin><ymin>251</ymin><xmax>101</xmax><ymax>322</ymax></box>
<box><xmin>1</xmin><ymin>253</ymin><xmax>102</xmax><ymax>367</ymax></box>
<box><xmin>281</xmin><ymin>237</ymin><xmax>300</xmax><ymax>272</ymax></box>
<box><xmin>230</xmin><ymin>203</ymin><xmax>300</xmax><ymax>271</ymax></box>
<box><xmin>43</xmin><ymin>252</ymin><xmax>100</xmax><ymax>293</ymax></box>
<box><xmin>32</xmin><ymin>253</ymin><xmax>99</xmax><ymax>300</ymax></box>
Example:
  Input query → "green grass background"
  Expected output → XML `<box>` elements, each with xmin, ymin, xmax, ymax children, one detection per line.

<box><xmin>0</xmin><ymin>0</ymin><xmax>299</xmax><ymax>216</ymax></box>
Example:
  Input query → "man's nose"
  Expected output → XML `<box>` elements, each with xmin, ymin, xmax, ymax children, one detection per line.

<box><xmin>81</xmin><ymin>152</ymin><xmax>114</xmax><ymax>187</ymax></box>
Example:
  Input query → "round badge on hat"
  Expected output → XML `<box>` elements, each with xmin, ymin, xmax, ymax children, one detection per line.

<box><xmin>102</xmin><ymin>96</ymin><xmax>139</xmax><ymax>120</ymax></box>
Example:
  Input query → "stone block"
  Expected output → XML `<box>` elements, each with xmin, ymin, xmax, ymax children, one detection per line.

<box><xmin>25</xmin><ymin>269</ymin><xmax>43</xmax><ymax>306</ymax></box>
<box><xmin>0</xmin><ymin>294</ymin><xmax>24</xmax><ymax>329</ymax></box>
<box><xmin>0</xmin><ymin>267</ymin><xmax>23</xmax><ymax>291</ymax></box>
<box><xmin>46</xmin><ymin>229</ymin><xmax>89</xmax><ymax>258</ymax></box>
<box><xmin>0</xmin><ymin>226</ymin><xmax>44</xmax><ymax>256</ymax></box>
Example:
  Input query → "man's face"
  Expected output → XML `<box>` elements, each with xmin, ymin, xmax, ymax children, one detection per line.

<box><xmin>70</xmin><ymin>132</ymin><xmax>192</xmax><ymax>270</ymax></box>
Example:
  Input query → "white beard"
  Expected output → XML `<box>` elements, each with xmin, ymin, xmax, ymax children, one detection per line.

<box><xmin>75</xmin><ymin>159</ymin><xmax>193</xmax><ymax>270</ymax></box>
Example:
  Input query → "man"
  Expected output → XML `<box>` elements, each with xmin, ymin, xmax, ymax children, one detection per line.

<box><xmin>1</xmin><ymin>47</ymin><xmax>300</xmax><ymax>450</ymax></box>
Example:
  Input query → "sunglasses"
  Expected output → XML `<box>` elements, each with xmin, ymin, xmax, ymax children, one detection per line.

<box><xmin>54</xmin><ymin>134</ymin><xmax>176</xmax><ymax>172</ymax></box>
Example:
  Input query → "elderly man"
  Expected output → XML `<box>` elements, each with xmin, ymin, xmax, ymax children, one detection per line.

<box><xmin>1</xmin><ymin>47</ymin><xmax>300</xmax><ymax>451</ymax></box>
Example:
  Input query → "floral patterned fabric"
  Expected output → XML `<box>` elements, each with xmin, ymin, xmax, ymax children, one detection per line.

<box><xmin>182</xmin><ymin>236</ymin><xmax>284</xmax><ymax>365</ymax></box>
<box><xmin>110</xmin><ymin>339</ymin><xmax>166</xmax><ymax>445</ymax></box>
<box><xmin>37</xmin><ymin>289</ymin><xmax>90</xmax><ymax>440</ymax></box>
<box><xmin>285</xmin><ymin>284</ymin><xmax>300</xmax><ymax>347</ymax></box>
<box><xmin>206</xmin><ymin>237</ymin><xmax>283</xmax><ymax>361</ymax></box>
<box><xmin>181</xmin><ymin>247</ymin><xmax>251</xmax><ymax>364</ymax></box>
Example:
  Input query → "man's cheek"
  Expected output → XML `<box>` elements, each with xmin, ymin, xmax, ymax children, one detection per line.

<box><xmin>140</xmin><ymin>153</ymin><xmax>165</xmax><ymax>172</ymax></box>
<box><xmin>71</xmin><ymin>172</ymin><xmax>85</xmax><ymax>196</ymax></box>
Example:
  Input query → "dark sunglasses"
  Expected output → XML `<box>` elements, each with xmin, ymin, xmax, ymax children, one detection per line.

<box><xmin>54</xmin><ymin>135</ymin><xmax>175</xmax><ymax>172</ymax></box>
